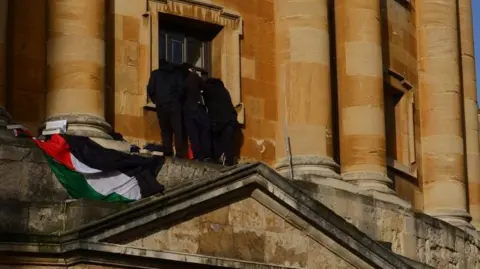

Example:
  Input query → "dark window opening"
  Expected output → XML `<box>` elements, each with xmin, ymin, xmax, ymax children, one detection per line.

<box><xmin>158</xmin><ymin>13</ymin><xmax>222</xmax><ymax>75</ymax></box>
<box><xmin>384</xmin><ymin>83</ymin><xmax>403</xmax><ymax>160</ymax></box>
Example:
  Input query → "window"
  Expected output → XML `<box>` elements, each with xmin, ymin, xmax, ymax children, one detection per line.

<box><xmin>384</xmin><ymin>82</ymin><xmax>416</xmax><ymax>166</ymax></box>
<box><xmin>158</xmin><ymin>13</ymin><xmax>218</xmax><ymax>75</ymax></box>
<box><xmin>384</xmin><ymin>84</ymin><xmax>402</xmax><ymax>160</ymax></box>
<box><xmin>159</xmin><ymin>31</ymin><xmax>211</xmax><ymax>73</ymax></box>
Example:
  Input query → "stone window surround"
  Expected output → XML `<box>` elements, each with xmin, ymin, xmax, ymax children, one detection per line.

<box><xmin>385</xmin><ymin>68</ymin><xmax>417</xmax><ymax>180</ymax></box>
<box><xmin>143</xmin><ymin>0</ymin><xmax>245</xmax><ymax>124</ymax></box>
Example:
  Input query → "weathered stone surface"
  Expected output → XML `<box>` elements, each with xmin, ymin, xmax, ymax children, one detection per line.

<box><xmin>296</xmin><ymin>181</ymin><xmax>480</xmax><ymax>269</ymax></box>
<box><xmin>129</xmin><ymin>197</ymin><xmax>356</xmax><ymax>269</ymax></box>
<box><xmin>0</xmin><ymin>144</ymin><xmax>225</xmax><ymax>235</ymax></box>
<box><xmin>156</xmin><ymin>157</ymin><xmax>224</xmax><ymax>190</ymax></box>
<box><xmin>0</xmin><ymin>137</ymin><xmax>68</xmax><ymax>202</ymax></box>
<box><xmin>0</xmin><ymin>199</ymin><xmax>126</xmax><ymax>235</ymax></box>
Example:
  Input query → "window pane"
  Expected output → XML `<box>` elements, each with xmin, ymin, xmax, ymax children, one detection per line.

<box><xmin>169</xmin><ymin>35</ymin><xmax>184</xmax><ymax>64</ymax></box>
<box><xmin>159</xmin><ymin>33</ymin><xmax>166</xmax><ymax>61</ymax></box>
<box><xmin>186</xmin><ymin>38</ymin><xmax>203</xmax><ymax>68</ymax></box>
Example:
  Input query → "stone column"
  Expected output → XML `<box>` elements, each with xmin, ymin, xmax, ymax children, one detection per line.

<box><xmin>0</xmin><ymin>0</ymin><xmax>11</xmax><ymax>130</ymax></box>
<box><xmin>274</xmin><ymin>0</ymin><xmax>341</xmax><ymax>184</ymax></box>
<box><xmin>416</xmin><ymin>0</ymin><xmax>472</xmax><ymax>228</ymax></box>
<box><xmin>458</xmin><ymin>0</ymin><xmax>480</xmax><ymax>230</ymax></box>
<box><xmin>46</xmin><ymin>0</ymin><xmax>111</xmax><ymax>138</ymax></box>
<box><xmin>458</xmin><ymin>0</ymin><xmax>480</xmax><ymax>231</ymax></box>
<box><xmin>334</xmin><ymin>1</ymin><xmax>393</xmax><ymax>194</ymax></box>
<box><xmin>459</xmin><ymin>0</ymin><xmax>480</xmax><ymax>230</ymax></box>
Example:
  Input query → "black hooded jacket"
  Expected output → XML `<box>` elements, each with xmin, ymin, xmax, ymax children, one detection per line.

<box><xmin>182</xmin><ymin>70</ymin><xmax>208</xmax><ymax>111</ymax></box>
<box><xmin>147</xmin><ymin>61</ymin><xmax>184</xmax><ymax>105</ymax></box>
<box><xmin>203</xmin><ymin>78</ymin><xmax>237</xmax><ymax>124</ymax></box>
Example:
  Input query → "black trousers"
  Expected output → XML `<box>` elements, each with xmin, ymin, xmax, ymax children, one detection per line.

<box><xmin>183</xmin><ymin>106</ymin><xmax>212</xmax><ymax>161</ymax></box>
<box><xmin>156</xmin><ymin>102</ymin><xmax>187</xmax><ymax>158</ymax></box>
<box><xmin>212</xmin><ymin>120</ymin><xmax>237</xmax><ymax>166</ymax></box>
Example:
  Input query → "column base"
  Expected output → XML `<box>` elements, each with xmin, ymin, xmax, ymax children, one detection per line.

<box><xmin>275</xmin><ymin>155</ymin><xmax>340</xmax><ymax>180</ymax></box>
<box><xmin>426</xmin><ymin>208</ymin><xmax>475</xmax><ymax>231</ymax></box>
<box><xmin>342</xmin><ymin>171</ymin><xmax>395</xmax><ymax>194</ymax></box>
<box><xmin>274</xmin><ymin>155</ymin><xmax>362</xmax><ymax>192</ymax></box>
<box><xmin>341</xmin><ymin>171</ymin><xmax>411</xmax><ymax>207</ymax></box>
<box><xmin>44</xmin><ymin>114</ymin><xmax>112</xmax><ymax>139</ymax></box>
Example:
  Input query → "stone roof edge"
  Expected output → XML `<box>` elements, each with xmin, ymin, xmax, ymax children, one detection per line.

<box><xmin>1</xmin><ymin>241</ymin><xmax>294</xmax><ymax>269</ymax></box>
<box><xmin>0</xmin><ymin>162</ymin><xmax>416</xmax><ymax>269</ymax></box>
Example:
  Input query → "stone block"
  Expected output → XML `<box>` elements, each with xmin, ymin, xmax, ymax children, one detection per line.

<box><xmin>307</xmin><ymin>238</ymin><xmax>355</xmax><ymax>269</ymax></box>
<box><xmin>114</xmin><ymin>65</ymin><xmax>139</xmax><ymax>95</ymax></box>
<box><xmin>63</xmin><ymin>199</ymin><xmax>128</xmax><ymax>231</ymax></box>
<box><xmin>122</xmin><ymin>15</ymin><xmax>140</xmax><ymax>41</ymax></box>
<box><xmin>232</xmin><ymin>226</ymin><xmax>266</xmax><ymax>262</ymax></box>
<box><xmin>229</xmin><ymin>198</ymin><xmax>264</xmax><ymax>230</ymax></box>
<box><xmin>114</xmin><ymin>0</ymin><xmax>145</xmax><ymax>17</ymax></box>
<box><xmin>156</xmin><ymin>158</ymin><xmax>221</xmax><ymax>190</ymax></box>
<box><xmin>240</xmin><ymin>57</ymin><xmax>256</xmax><ymax>79</ymax></box>
<box><xmin>199</xmin><ymin>205</ymin><xmax>229</xmax><ymax>225</ymax></box>
<box><xmin>264</xmin><ymin>230</ymin><xmax>308</xmax><ymax>268</ymax></box>
<box><xmin>0</xmin><ymin>140</ymin><xmax>69</xmax><ymax>202</ymax></box>
<box><xmin>198</xmin><ymin>222</ymin><xmax>235</xmax><ymax>258</ymax></box>
<box><xmin>244</xmin><ymin>95</ymin><xmax>265</xmax><ymax>119</ymax></box>
<box><xmin>115</xmin><ymin>39</ymin><xmax>139</xmax><ymax>67</ymax></box>
<box><xmin>0</xmin><ymin>201</ymin><xmax>29</xmax><ymax>234</ymax></box>
<box><xmin>114</xmin><ymin>92</ymin><xmax>143</xmax><ymax>116</ymax></box>
<box><xmin>113</xmin><ymin>114</ymin><xmax>145</xmax><ymax>138</ymax></box>
<box><xmin>27</xmin><ymin>203</ymin><xmax>65</xmax><ymax>233</ymax></box>
<box><xmin>168</xmin><ymin>218</ymin><xmax>201</xmax><ymax>254</ymax></box>
<box><xmin>140</xmin><ymin>229</ymin><xmax>168</xmax><ymax>250</ymax></box>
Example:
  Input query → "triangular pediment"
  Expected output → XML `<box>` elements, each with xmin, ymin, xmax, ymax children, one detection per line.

<box><xmin>82</xmin><ymin>164</ymin><xmax>414</xmax><ymax>269</ymax></box>
<box><xmin>121</xmin><ymin>196</ymin><xmax>362</xmax><ymax>268</ymax></box>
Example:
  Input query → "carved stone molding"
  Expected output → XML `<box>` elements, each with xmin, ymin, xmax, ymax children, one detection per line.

<box><xmin>147</xmin><ymin>0</ymin><xmax>245</xmax><ymax>123</ymax></box>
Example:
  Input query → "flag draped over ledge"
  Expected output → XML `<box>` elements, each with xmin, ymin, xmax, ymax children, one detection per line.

<box><xmin>12</xmin><ymin>128</ymin><xmax>165</xmax><ymax>202</ymax></box>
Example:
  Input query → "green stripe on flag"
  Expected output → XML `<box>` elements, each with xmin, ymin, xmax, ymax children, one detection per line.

<box><xmin>44</xmin><ymin>154</ymin><xmax>134</xmax><ymax>203</ymax></box>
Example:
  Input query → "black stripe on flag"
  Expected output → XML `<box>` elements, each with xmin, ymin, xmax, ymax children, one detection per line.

<box><xmin>61</xmin><ymin>134</ymin><xmax>165</xmax><ymax>198</ymax></box>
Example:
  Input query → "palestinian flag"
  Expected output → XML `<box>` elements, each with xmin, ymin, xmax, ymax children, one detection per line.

<box><xmin>12</xmin><ymin>128</ymin><xmax>165</xmax><ymax>202</ymax></box>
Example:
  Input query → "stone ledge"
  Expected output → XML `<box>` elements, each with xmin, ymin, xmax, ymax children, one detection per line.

<box><xmin>0</xmin><ymin>135</ymin><xmax>228</xmax><ymax>203</ymax></box>
<box><xmin>0</xmin><ymin>241</ymin><xmax>299</xmax><ymax>269</ymax></box>
<box><xmin>0</xmin><ymin>199</ymin><xmax>127</xmax><ymax>236</ymax></box>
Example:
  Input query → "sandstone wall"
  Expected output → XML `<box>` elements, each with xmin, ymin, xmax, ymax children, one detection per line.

<box><xmin>110</xmin><ymin>0</ymin><xmax>278</xmax><ymax>164</ymax></box>
<box><xmin>384</xmin><ymin>0</ymin><xmax>417</xmax><ymax>87</ymax></box>
<box><xmin>383</xmin><ymin>0</ymin><xmax>421</xmax><ymax>209</ymax></box>
<box><xmin>301</xmin><ymin>183</ymin><xmax>480</xmax><ymax>269</ymax></box>
<box><xmin>108</xmin><ymin>0</ymin><xmax>161</xmax><ymax>146</ymax></box>
<box><xmin>5</xmin><ymin>0</ymin><xmax>420</xmax><ymax>169</ymax></box>
<box><xmin>8</xmin><ymin>0</ymin><xmax>47</xmax><ymax>136</ymax></box>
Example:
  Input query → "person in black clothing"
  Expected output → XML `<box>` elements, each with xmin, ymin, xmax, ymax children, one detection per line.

<box><xmin>147</xmin><ymin>59</ymin><xmax>187</xmax><ymax>158</ymax></box>
<box><xmin>179</xmin><ymin>63</ymin><xmax>212</xmax><ymax>161</ymax></box>
<box><xmin>203</xmin><ymin>78</ymin><xmax>238</xmax><ymax>166</ymax></box>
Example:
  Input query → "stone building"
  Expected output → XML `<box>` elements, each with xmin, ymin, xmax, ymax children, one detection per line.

<box><xmin>1</xmin><ymin>0</ymin><xmax>480</xmax><ymax>268</ymax></box>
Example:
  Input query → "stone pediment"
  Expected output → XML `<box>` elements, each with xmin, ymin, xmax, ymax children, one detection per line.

<box><xmin>123</xmin><ymin>197</ymin><xmax>365</xmax><ymax>269</ymax></box>
<box><xmin>0</xmin><ymin>163</ymin><xmax>418</xmax><ymax>269</ymax></box>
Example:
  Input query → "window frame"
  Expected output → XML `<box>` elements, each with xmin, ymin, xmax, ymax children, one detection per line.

<box><xmin>158</xmin><ymin>30</ymin><xmax>212</xmax><ymax>75</ymax></box>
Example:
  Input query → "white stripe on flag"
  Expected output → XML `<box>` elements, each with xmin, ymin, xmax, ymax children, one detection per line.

<box><xmin>70</xmin><ymin>153</ymin><xmax>142</xmax><ymax>200</ymax></box>
<box><xmin>71</xmin><ymin>154</ymin><xmax>102</xmax><ymax>174</ymax></box>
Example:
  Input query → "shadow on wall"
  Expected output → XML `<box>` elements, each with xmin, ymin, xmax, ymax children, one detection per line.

<box><xmin>105</xmin><ymin>0</ymin><xmax>115</xmax><ymax>130</ymax></box>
